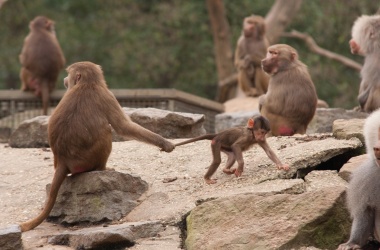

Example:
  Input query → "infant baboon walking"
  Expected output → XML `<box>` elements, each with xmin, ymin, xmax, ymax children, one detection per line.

<box><xmin>175</xmin><ymin>115</ymin><xmax>289</xmax><ymax>184</ymax></box>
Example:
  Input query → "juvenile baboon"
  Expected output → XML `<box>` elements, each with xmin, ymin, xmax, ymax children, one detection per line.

<box><xmin>19</xmin><ymin>16</ymin><xmax>66</xmax><ymax>115</ymax></box>
<box><xmin>260</xmin><ymin>44</ymin><xmax>317</xmax><ymax>136</ymax></box>
<box><xmin>235</xmin><ymin>15</ymin><xmax>269</xmax><ymax>97</ymax></box>
<box><xmin>349</xmin><ymin>15</ymin><xmax>380</xmax><ymax>113</ymax></box>
<box><xmin>338</xmin><ymin>109</ymin><xmax>380</xmax><ymax>250</ymax></box>
<box><xmin>19</xmin><ymin>61</ymin><xmax>175</xmax><ymax>232</ymax></box>
<box><xmin>175</xmin><ymin>115</ymin><xmax>289</xmax><ymax>184</ymax></box>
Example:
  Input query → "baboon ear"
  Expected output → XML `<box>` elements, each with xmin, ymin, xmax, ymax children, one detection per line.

<box><xmin>247</xmin><ymin>118</ymin><xmax>254</xmax><ymax>129</ymax></box>
<box><xmin>291</xmin><ymin>52</ymin><xmax>297</xmax><ymax>61</ymax></box>
<box><xmin>75</xmin><ymin>73</ymin><xmax>81</xmax><ymax>83</ymax></box>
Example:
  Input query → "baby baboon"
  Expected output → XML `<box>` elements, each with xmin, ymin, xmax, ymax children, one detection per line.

<box><xmin>175</xmin><ymin>115</ymin><xmax>289</xmax><ymax>184</ymax></box>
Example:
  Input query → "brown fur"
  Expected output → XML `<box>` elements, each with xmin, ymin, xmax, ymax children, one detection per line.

<box><xmin>234</xmin><ymin>15</ymin><xmax>269</xmax><ymax>97</ymax></box>
<box><xmin>260</xmin><ymin>44</ymin><xmax>317</xmax><ymax>136</ymax></box>
<box><xmin>19</xmin><ymin>16</ymin><xmax>66</xmax><ymax>115</ymax></box>
<box><xmin>175</xmin><ymin>115</ymin><xmax>288</xmax><ymax>184</ymax></box>
<box><xmin>19</xmin><ymin>61</ymin><xmax>175</xmax><ymax>232</ymax></box>
<box><xmin>350</xmin><ymin>15</ymin><xmax>380</xmax><ymax>113</ymax></box>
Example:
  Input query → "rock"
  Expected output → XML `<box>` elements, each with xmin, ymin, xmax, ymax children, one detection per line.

<box><xmin>126</xmin><ymin>135</ymin><xmax>362</xmax><ymax>224</ymax></box>
<box><xmin>215</xmin><ymin>110</ymin><xmax>260</xmax><ymax>133</ymax></box>
<box><xmin>48</xmin><ymin>221</ymin><xmax>164</xmax><ymax>249</ymax></box>
<box><xmin>8</xmin><ymin>116</ymin><xmax>49</xmax><ymax>148</ymax></box>
<box><xmin>130</xmin><ymin>225</ymin><xmax>182</xmax><ymax>250</ymax></box>
<box><xmin>217</xmin><ymin>108</ymin><xmax>367</xmax><ymax>135</ymax></box>
<box><xmin>0</xmin><ymin>225</ymin><xmax>23</xmax><ymax>250</ymax></box>
<box><xmin>185</xmin><ymin>187</ymin><xmax>349</xmax><ymax>250</ymax></box>
<box><xmin>47</xmin><ymin>171</ymin><xmax>148</xmax><ymax>224</ymax></box>
<box><xmin>264</xmin><ymin>135</ymin><xmax>363</xmax><ymax>179</ymax></box>
<box><xmin>0</xmin><ymin>127</ymin><xmax>11</xmax><ymax>143</ymax></box>
<box><xmin>222</xmin><ymin>97</ymin><xmax>329</xmax><ymax>114</ymax></box>
<box><xmin>307</xmin><ymin>108</ymin><xmax>367</xmax><ymax>134</ymax></box>
<box><xmin>333</xmin><ymin>118</ymin><xmax>365</xmax><ymax>144</ymax></box>
<box><xmin>317</xmin><ymin>99</ymin><xmax>329</xmax><ymax>108</ymax></box>
<box><xmin>304</xmin><ymin>170</ymin><xmax>348</xmax><ymax>191</ymax></box>
<box><xmin>0</xmin><ymin>122</ymin><xmax>367</xmax><ymax>249</ymax></box>
<box><xmin>196</xmin><ymin>179</ymin><xmax>306</xmax><ymax>204</ymax></box>
<box><xmin>223</xmin><ymin>96</ymin><xmax>259</xmax><ymax>113</ymax></box>
<box><xmin>123</xmin><ymin>107</ymin><xmax>206</xmax><ymax>139</ymax></box>
<box><xmin>8</xmin><ymin>108</ymin><xmax>206</xmax><ymax>148</ymax></box>
<box><xmin>339</xmin><ymin>154</ymin><xmax>368</xmax><ymax>182</ymax></box>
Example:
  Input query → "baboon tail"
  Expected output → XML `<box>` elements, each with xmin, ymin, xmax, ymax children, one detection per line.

<box><xmin>175</xmin><ymin>134</ymin><xmax>216</xmax><ymax>146</ymax></box>
<box><xmin>19</xmin><ymin>165</ymin><xmax>68</xmax><ymax>232</ymax></box>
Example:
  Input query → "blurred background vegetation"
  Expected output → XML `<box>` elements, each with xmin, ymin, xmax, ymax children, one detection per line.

<box><xmin>0</xmin><ymin>0</ymin><xmax>378</xmax><ymax>109</ymax></box>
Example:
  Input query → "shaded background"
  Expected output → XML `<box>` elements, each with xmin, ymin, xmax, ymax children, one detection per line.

<box><xmin>0</xmin><ymin>0</ymin><xmax>378</xmax><ymax>108</ymax></box>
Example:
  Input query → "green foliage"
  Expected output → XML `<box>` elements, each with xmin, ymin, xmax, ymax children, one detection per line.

<box><xmin>0</xmin><ymin>0</ymin><xmax>378</xmax><ymax>108</ymax></box>
<box><xmin>283</xmin><ymin>1</ymin><xmax>377</xmax><ymax>108</ymax></box>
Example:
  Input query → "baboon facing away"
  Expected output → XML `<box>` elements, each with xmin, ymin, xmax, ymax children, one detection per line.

<box><xmin>19</xmin><ymin>16</ymin><xmax>66</xmax><ymax>115</ymax></box>
<box><xmin>19</xmin><ymin>61</ymin><xmax>175</xmax><ymax>232</ymax></box>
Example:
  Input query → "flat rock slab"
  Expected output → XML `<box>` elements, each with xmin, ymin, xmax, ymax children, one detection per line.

<box><xmin>48</xmin><ymin>221</ymin><xmax>164</xmax><ymax>249</ymax></box>
<box><xmin>0</xmin><ymin>224</ymin><xmax>23</xmax><ymax>250</ymax></box>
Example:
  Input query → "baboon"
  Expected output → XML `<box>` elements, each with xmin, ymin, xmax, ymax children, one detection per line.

<box><xmin>349</xmin><ymin>15</ymin><xmax>380</xmax><ymax>113</ymax></box>
<box><xmin>235</xmin><ymin>15</ymin><xmax>269</xmax><ymax>97</ymax></box>
<box><xmin>19</xmin><ymin>61</ymin><xmax>175</xmax><ymax>232</ymax></box>
<box><xmin>19</xmin><ymin>16</ymin><xmax>65</xmax><ymax>115</ymax></box>
<box><xmin>260</xmin><ymin>44</ymin><xmax>317</xmax><ymax>136</ymax></box>
<box><xmin>338</xmin><ymin>109</ymin><xmax>380</xmax><ymax>250</ymax></box>
<box><xmin>175</xmin><ymin>115</ymin><xmax>289</xmax><ymax>184</ymax></box>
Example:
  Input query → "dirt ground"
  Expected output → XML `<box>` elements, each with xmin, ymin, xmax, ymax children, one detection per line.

<box><xmin>0</xmin><ymin>136</ymin><xmax>292</xmax><ymax>249</ymax></box>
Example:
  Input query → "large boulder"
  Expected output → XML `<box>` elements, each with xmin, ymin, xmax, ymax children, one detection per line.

<box><xmin>186</xmin><ymin>187</ymin><xmax>348</xmax><ymax>250</ymax></box>
<box><xmin>339</xmin><ymin>154</ymin><xmax>368</xmax><ymax>182</ymax></box>
<box><xmin>186</xmin><ymin>171</ymin><xmax>349</xmax><ymax>250</ymax></box>
<box><xmin>215</xmin><ymin>110</ymin><xmax>260</xmax><ymax>133</ymax></box>
<box><xmin>47</xmin><ymin>171</ymin><xmax>148</xmax><ymax>225</ymax></box>
<box><xmin>122</xmin><ymin>107</ymin><xmax>206</xmax><ymax>139</ymax></box>
<box><xmin>8</xmin><ymin>116</ymin><xmax>49</xmax><ymax>148</ymax></box>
